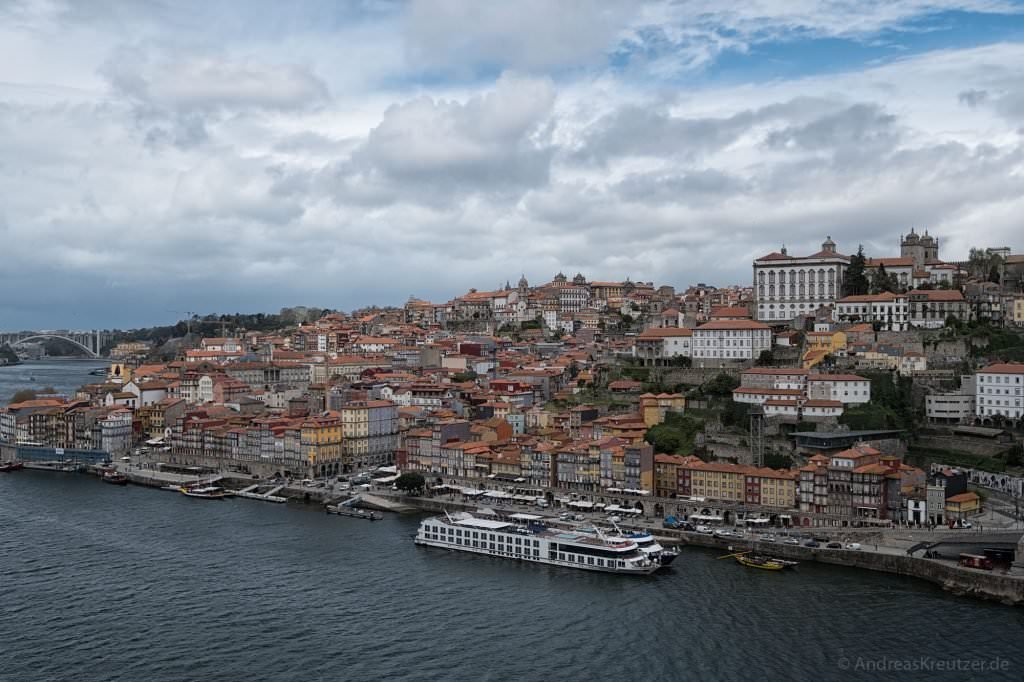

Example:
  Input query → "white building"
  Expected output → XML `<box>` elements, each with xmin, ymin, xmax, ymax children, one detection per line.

<box><xmin>864</xmin><ymin>257</ymin><xmax>915</xmax><ymax>291</ymax></box>
<box><xmin>558</xmin><ymin>286</ymin><xmax>590</xmax><ymax>313</ymax></box>
<box><xmin>926</xmin><ymin>392</ymin><xmax>975</xmax><ymax>424</ymax></box>
<box><xmin>833</xmin><ymin>292</ymin><xmax>908</xmax><ymax>331</ymax></box>
<box><xmin>975</xmin><ymin>362</ymin><xmax>1024</xmax><ymax>421</ymax></box>
<box><xmin>633</xmin><ymin>328</ymin><xmax>693</xmax><ymax>364</ymax></box>
<box><xmin>99</xmin><ymin>409</ymin><xmax>133</xmax><ymax>457</ymax></box>
<box><xmin>691</xmin><ymin>320</ymin><xmax>772</xmax><ymax>361</ymax></box>
<box><xmin>806</xmin><ymin>374</ymin><xmax>871</xmax><ymax>404</ymax></box>
<box><xmin>753</xmin><ymin>237</ymin><xmax>849</xmax><ymax>322</ymax></box>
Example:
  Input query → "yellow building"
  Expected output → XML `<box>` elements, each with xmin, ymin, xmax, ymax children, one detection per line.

<box><xmin>1012</xmin><ymin>296</ymin><xmax>1024</xmax><ymax>328</ymax></box>
<box><xmin>654</xmin><ymin>454</ymin><xmax>687</xmax><ymax>497</ymax></box>
<box><xmin>681</xmin><ymin>461</ymin><xmax>797</xmax><ymax>509</ymax></box>
<box><xmin>640</xmin><ymin>393</ymin><xmax>686</xmax><ymax>427</ymax></box>
<box><xmin>945</xmin><ymin>492</ymin><xmax>980</xmax><ymax>520</ymax></box>
<box><xmin>301</xmin><ymin>414</ymin><xmax>343</xmax><ymax>476</ymax></box>
<box><xmin>802</xmin><ymin>330</ymin><xmax>847</xmax><ymax>369</ymax></box>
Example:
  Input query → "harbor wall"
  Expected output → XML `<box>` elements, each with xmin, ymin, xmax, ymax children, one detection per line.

<box><xmin>673</xmin><ymin>532</ymin><xmax>1024</xmax><ymax>606</ymax></box>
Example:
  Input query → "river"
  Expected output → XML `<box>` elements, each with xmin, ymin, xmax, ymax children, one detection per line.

<box><xmin>0</xmin><ymin>358</ymin><xmax>108</xmax><ymax>403</ymax></box>
<box><xmin>1</xmin><ymin>472</ymin><xmax>1022</xmax><ymax>681</ymax></box>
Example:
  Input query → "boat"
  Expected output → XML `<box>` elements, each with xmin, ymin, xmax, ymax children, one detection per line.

<box><xmin>718</xmin><ymin>551</ymin><xmax>794</xmax><ymax>571</ymax></box>
<box><xmin>0</xmin><ymin>461</ymin><xmax>24</xmax><ymax>472</ymax></box>
<box><xmin>326</xmin><ymin>504</ymin><xmax>382</xmax><ymax>521</ymax></box>
<box><xmin>101</xmin><ymin>470</ymin><xmax>128</xmax><ymax>485</ymax></box>
<box><xmin>179</xmin><ymin>484</ymin><xmax>232</xmax><ymax>499</ymax></box>
<box><xmin>577</xmin><ymin>522</ymin><xmax>678</xmax><ymax>567</ymax></box>
<box><xmin>415</xmin><ymin>512</ymin><xmax>660</xmax><ymax>575</ymax></box>
<box><xmin>88</xmin><ymin>368</ymin><xmax>107</xmax><ymax>376</ymax></box>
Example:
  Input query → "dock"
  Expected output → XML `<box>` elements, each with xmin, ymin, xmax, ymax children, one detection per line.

<box><xmin>325</xmin><ymin>504</ymin><xmax>382</xmax><ymax>521</ymax></box>
<box><xmin>234</xmin><ymin>484</ymin><xmax>287</xmax><ymax>504</ymax></box>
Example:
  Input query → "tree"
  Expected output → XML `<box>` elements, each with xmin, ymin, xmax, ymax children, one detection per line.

<box><xmin>870</xmin><ymin>263</ymin><xmax>898</xmax><ymax>294</ymax></box>
<box><xmin>394</xmin><ymin>472</ymin><xmax>426</xmax><ymax>495</ymax></box>
<box><xmin>703</xmin><ymin>372</ymin><xmax>739</xmax><ymax>397</ymax></box>
<box><xmin>844</xmin><ymin>245</ymin><xmax>870</xmax><ymax>296</ymax></box>
<box><xmin>755</xmin><ymin>349</ymin><xmax>774</xmax><ymax>366</ymax></box>
<box><xmin>1005</xmin><ymin>443</ymin><xmax>1023</xmax><ymax>468</ymax></box>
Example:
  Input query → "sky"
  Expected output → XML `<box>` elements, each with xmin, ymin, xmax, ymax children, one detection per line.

<box><xmin>3</xmin><ymin>0</ymin><xmax>1024</xmax><ymax>330</ymax></box>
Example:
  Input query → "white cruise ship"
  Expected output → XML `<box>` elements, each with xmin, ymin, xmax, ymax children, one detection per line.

<box><xmin>415</xmin><ymin>512</ymin><xmax>660</xmax><ymax>575</ymax></box>
<box><xmin>585</xmin><ymin>522</ymin><xmax>679</xmax><ymax>565</ymax></box>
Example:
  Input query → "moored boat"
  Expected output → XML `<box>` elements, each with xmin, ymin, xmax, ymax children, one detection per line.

<box><xmin>415</xmin><ymin>512</ymin><xmax>660</xmax><ymax>575</ymax></box>
<box><xmin>326</xmin><ymin>505</ymin><xmax>382</xmax><ymax>521</ymax></box>
<box><xmin>0</xmin><ymin>461</ymin><xmax>25</xmax><ymax>472</ymax></box>
<box><xmin>719</xmin><ymin>550</ymin><xmax>794</xmax><ymax>571</ymax></box>
<box><xmin>179</xmin><ymin>484</ymin><xmax>232</xmax><ymax>499</ymax></box>
<box><xmin>102</xmin><ymin>470</ymin><xmax>128</xmax><ymax>485</ymax></box>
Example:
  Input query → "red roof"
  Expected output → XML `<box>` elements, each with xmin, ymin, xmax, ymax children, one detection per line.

<box><xmin>907</xmin><ymin>289</ymin><xmax>965</xmax><ymax>301</ymax></box>
<box><xmin>742</xmin><ymin>367</ymin><xmax>809</xmax><ymax>376</ymax></box>
<box><xmin>808</xmin><ymin>374</ymin><xmax>867</xmax><ymax>382</ymax></box>
<box><xmin>865</xmin><ymin>257</ymin><xmax>914</xmax><ymax>267</ymax></box>
<box><xmin>837</xmin><ymin>292</ymin><xmax>901</xmax><ymax>303</ymax></box>
<box><xmin>696</xmin><ymin>320</ymin><xmax>770</xmax><ymax>331</ymax></box>
<box><xmin>637</xmin><ymin>327</ymin><xmax>693</xmax><ymax>339</ymax></box>
<box><xmin>978</xmin><ymin>362</ymin><xmax>1024</xmax><ymax>375</ymax></box>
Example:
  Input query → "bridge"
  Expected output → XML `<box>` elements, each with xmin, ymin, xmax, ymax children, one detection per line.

<box><xmin>0</xmin><ymin>329</ymin><xmax>108</xmax><ymax>358</ymax></box>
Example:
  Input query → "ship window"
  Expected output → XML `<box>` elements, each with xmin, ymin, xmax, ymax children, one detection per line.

<box><xmin>618</xmin><ymin>561</ymin><xmax>625</xmax><ymax>567</ymax></box>
<box><xmin>587</xmin><ymin>557</ymin><xmax>594</xmax><ymax>565</ymax></box>
<box><xmin>597</xmin><ymin>559</ymin><xmax>604</xmax><ymax>566</ymax></box>
<box><xmin>558</xmin><ymin>553</ymin><xmax>566</xmax><ymax>561</ymax></box>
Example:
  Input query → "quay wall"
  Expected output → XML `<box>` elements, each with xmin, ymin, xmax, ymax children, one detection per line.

<box><xmin>386</xmin><ymin>494</ymin><xmax>1024</xmax><ymax>606</ymax></box>
<box><xmin>672</xmin><ymin>532</ymin><xmax>1024</xmax><ymax>606</ymax></box>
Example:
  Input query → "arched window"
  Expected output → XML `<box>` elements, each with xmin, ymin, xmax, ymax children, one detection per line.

<box><xmin>758</xmin><ymin>271</ymin><xmax>765</xmax><ymax>284</ymax></box>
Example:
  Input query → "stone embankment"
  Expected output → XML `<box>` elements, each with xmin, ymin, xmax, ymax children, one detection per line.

<box><xmin>672</xmin><ymin>531</ymin><xmax>1024</xmax><ymax>606</ymax></box>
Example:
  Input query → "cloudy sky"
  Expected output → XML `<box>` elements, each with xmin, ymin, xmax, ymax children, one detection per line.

<box><xmin>3</xmin><ymin>0</ymin><xmax>1024</xmax><ymax>329</ymax></box>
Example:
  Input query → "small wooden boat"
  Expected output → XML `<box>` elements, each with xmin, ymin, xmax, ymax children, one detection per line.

<box><xmin>0</xmin><ymin>461</ymin><xmax>24</xmax><ymax>472</ymax></box>
<box><xmin>718</xmin><ymin>550</ymin><xmax>793</xmax><ymax>571</ymax></box>
<box><xmin>735</xmin><ymin>554</ymin><xmax>786</xmax><ymax>570</ymax></box>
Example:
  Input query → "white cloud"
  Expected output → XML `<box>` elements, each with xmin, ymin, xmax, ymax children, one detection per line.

<box><xmin>2</xmin><ymin>2</ymin><xmax>1024</xmax><ymax>327</ymax></box>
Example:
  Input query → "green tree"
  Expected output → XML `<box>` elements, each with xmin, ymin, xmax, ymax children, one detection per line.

<box><xmin>644</xmin><ymin>426</ymin><xmax>682</xmax><ymax>453</ymax></box>
<box><xmin>844</xmin><ymin>245</ymin><xmax>870</xmax><ymax>296</ymax></box>
<box><xmin>703</xmin><ymin>372</ymin><xmax>739</xmax><ymax>397</ymax></box>
<box><xmin>755</xmin><ymin>349</ymin><xmax>774</xmax><ymax>366</ymax></box>
<box><xmin>394</xmin><ymin>472</ymin><xmax>426</xmax><ymax>495</ymax></box>
<box><xmin>870</xmin><ymin>263</ymin><xmax>899</xmax><ymax>294</ymax></box>
<box><xmin>1005</xmin><ymin>443</ymin><xmax>1023</xmax><ymax>468</ymax></box>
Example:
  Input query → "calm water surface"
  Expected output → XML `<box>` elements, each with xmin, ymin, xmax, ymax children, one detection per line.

<box><xmin>1</xmin><ymin>472</ymin><xmax>1022</xmax><ymax>682</ymax></box>
<box><xmin>0</xmin><ymin>358</ymin><xmax>107</xmax><ymax>403</ymax></box>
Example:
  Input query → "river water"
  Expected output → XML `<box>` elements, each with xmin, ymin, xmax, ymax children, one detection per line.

<box><xmin>0</xmin><ymin>358</ymin><xmax>107</xmax><ymax>403</ymax></box>
<box><xmin>1</xmin><ymin>472</ymin><xmax>1022</xmax><ymax>682</ymax></box>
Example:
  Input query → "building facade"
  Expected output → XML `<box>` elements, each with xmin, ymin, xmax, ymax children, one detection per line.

<box><xmin>754</xmin><ymin>237</ymin><xmax>848</xmax><ymax>322</ymax></box>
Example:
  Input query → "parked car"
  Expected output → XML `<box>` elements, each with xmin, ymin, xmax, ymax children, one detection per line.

<box><xmin>696</xmin><ymin>525</ymin><xmax>713</xmax><ymax>534</ymax></box>
<box><xmin>714</xmin><ymin>529</ymin><xmax>733</xmax><ymax>538</ymax></box>
<box><xmin>845</xmin><ymin>543</ymin><xmax>862</xmax><ymax>551</ymax></box>
<box><xmin>759</xmin><ymin>535</ymin><xmax>776</xmax><ymax>543</ymax></box>
<box><xmin>607</xmin><ymin>515</ymin><xmax>622</xmax><ymax>523</ymax></box>
<box><xmin>784</xmin><ymin>538</ymin><xmax>800</xmax><ymax>545</ymax></box>
<box><xmin>804</xmin><ymin>540</ymin><xmax>820</xmax><ymax>548</ymax></box>
<box><xmin>559</xmin><ymin>513</ymin><xmax>571</xmax><ymax>521</ymax></box>
<box><xmin>826</xmin><ymin>541</ymin><xmax>843</xmax><ymax>549</ymax></box>
<box><xmin>572</xmin><ymin>514</ymin><xmax>586</xmax><ymax>522</ymax></box>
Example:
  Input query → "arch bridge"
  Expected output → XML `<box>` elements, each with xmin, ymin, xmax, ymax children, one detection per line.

<box><xmin>0</xmin><ymin>330</ymin><xmax>107</xmax><ymax>358</ymax></box>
